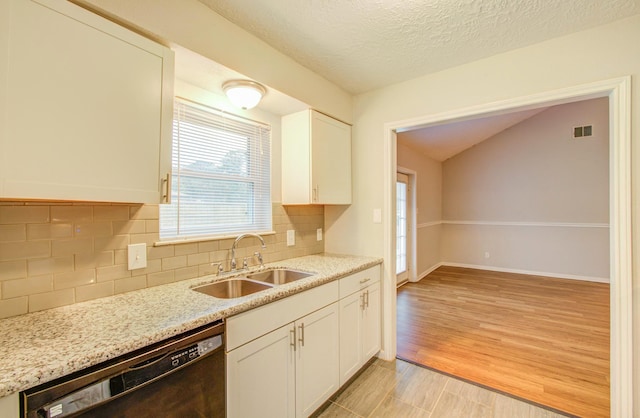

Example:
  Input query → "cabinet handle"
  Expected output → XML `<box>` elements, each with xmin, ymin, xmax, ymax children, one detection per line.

<box><xmin>162</xmin><ymin>173</ymin><xmax>171</xmax><ymax>203</ymax></box>
<box><xmin>359</xmin><ymin>278</ymin><xmax>370</xmax><ymax>284</ymax></box>
<box><xmin>298</xmin><ymin>323</ymin><xmax>305</xmax><ymax>347</ymax></box>
<box><xmin>312</xmin><ymin>185</ymin><xmax>318</xmax><ymax>202</ymax></box>
<box><xmin>360</xmin><ymin>293</ymin><xmax>365</xmax><ymax>311</ymax></box>
<box><xmin>290</xmin><ymin>326</ymin><xmax>297</xmax><ymax>351</ymax></box>
<box><xmin>365</xmin><ymin>290</ymin><xmax>370</xmax><ymax>308</ymax></box>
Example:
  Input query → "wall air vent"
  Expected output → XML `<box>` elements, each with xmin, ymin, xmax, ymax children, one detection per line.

<box><xmin>573</xmin><ymin>125</ymin><xmax>593</xmax><ymax>138</ymax></box>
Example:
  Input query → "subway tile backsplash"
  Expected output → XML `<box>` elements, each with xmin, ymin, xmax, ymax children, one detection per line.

<box><xmin>0</xmin><ymin>202</ymin><xmax>324</xmax><ymax>319</ymax></box>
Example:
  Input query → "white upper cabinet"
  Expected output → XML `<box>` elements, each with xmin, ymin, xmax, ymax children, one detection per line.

<box><xmin>0</xmin><ymin>0</ymin><xmax>174</xmax><ymax>203</ymax></box>
<box><xmin>282</xmin><ymin>109</ymin><xmax>351</xmax><ymax>205</ymax></box>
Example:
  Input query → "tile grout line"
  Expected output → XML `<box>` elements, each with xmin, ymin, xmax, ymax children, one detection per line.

<box><xmin>366</xmin><ymin>370</ymin><xmax>398</xmax><ymax>418</ymax></box>
<box><xmin>370</xmin><ymin>360</ymin><xmax>432</xmax><ymax>417</ymax></box>
<box><xmin>328</xmin><ymin>400</ymin><xmax>365</xmax><ymax>418</ymax></box>
<box><xmin>428</xmin><ymin>375</ymin><xmax>450</xmax><ymax>416</ymax></box>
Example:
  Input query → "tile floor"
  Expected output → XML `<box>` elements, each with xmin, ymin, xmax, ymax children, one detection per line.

<box><xmin>316</xmin><ymin>359</ymin><xmax>570</xmax><ymax>418</ymax></box>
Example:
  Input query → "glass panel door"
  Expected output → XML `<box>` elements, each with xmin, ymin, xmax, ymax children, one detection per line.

<box><xmin>396</xmin><ymin>173</ymin><xmax>409</xmax><ymax>284</ymax></box>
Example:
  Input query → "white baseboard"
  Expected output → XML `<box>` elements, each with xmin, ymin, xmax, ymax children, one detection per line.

<box><xmin>413</xmin><ymin>262</ymin><xmax>444</xmax><ymax>282</ymax></box>
<box><xmin>439</xmin><ymin>262</ymin><xmax>610</xmax><ymax>283</ymax></box>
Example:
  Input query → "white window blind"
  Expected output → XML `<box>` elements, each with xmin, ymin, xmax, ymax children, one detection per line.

<box><xmin>160</xmin><ymin>98</ymin><xmax>272</xmax><ymax>240</ymax></box>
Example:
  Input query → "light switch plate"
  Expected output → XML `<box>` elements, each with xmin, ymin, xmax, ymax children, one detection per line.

<box><xmin>287</xmin><ymin>230</ymin><xmax>295</xmax><ymax>246</ymax></box>
<box><xmin>127</xmin><ymin>243</ymin><xmax>147</xmax><ymax>270</ymax></box>
<box><xmin>317</xmin><ymin>228</ymin><xmax>323</xmax><ymax>241</ymax></box>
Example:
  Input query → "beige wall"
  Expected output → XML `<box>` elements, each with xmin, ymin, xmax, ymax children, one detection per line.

<box><xmin>441</xmin><ymin>98</ymin><xmax>609</xmax><ymax>279</ymax></box>
<box><xmin>396</xmin><ymin>141</ymin><xmax>442</xmax><ymax>278</ymax></box>
<box><xmin>326</xmin><ymin>14</ymin><xmax>640</xmax><ymax>408</ymax></box>
<box><xmin>0</xmin><ymin>203</ymin><xmax>323</xmax><ymax>319</ymax></box>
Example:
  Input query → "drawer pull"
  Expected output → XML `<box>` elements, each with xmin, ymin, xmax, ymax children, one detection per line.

<box><xmin>359</xmin><ymin>278</ymin><xmax>370</xmax><ymax>284</ymax></box>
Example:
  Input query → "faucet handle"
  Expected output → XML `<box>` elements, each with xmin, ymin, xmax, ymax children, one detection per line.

<box><xmin>254</xmin><ymin>251</ymin><xmax>264</xmax><ymax>268</ymax></box>
<box><xmin>210</xmin><ymin>262</ymin><xmax>224</xmax><ymax>276</ymax></box>
<box><xmin>242</xmin><ymin>257</ymin><xmax>249</xmax><ymax>269</ymax></box>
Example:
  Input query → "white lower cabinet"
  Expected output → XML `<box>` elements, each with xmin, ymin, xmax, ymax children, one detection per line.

<box><xmin>295</xmin><ymin>303</ymin><xmax>340</xmax><ymax>417</ymax></box>
<box><xmin>227</xmin><ymin>323</ymin><xmax>296</xmax><ymax>417</ymax></box>
<box><xmin>227</xmin><ymin>303</ymin><xmax>339</xmax><ymax>418</ymax></box>
<box><xmin>0</xmin><ymin>393</ymin><xmax>19</xmax><ymax>417</ymax></box>
<box><xmin>338</xmin><ymin>289</ymin><xmax>362</xmax><ymax>384</ymax></box>
<box><xmin>338</xmin><ymin>268</ymin><xmax>381</xmax><ymax>386</ymax></box>
<box><xmin>361</xmin><ymin>282</ymin><xmax>381</xmax><ymax>361</ymax></box>
<box><xmin>226</xmin><ymin>265</ymin><xmax>381</xmax><ymax>418</ymax></box>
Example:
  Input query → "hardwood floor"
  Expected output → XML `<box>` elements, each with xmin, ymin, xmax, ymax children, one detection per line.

<box><xmin>396</xmin><ymin>266</ymin><xmax>610</xmax><ymax>418</ymax></box>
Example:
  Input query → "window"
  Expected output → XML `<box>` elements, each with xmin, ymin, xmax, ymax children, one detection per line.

<box><xmin>160</xmin><ymin>98</ymin><xmax>271</xmax><ymax>240</ymax></box>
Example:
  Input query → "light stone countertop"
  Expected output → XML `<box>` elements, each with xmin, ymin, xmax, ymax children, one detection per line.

<box><xmin>0</xmin><ymin>253</ymin><xmax>382</xmax><ymax>398</ymax></box>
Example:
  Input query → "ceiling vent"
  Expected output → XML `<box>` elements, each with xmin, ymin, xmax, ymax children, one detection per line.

<box><xmin>573</xmin><ymin>125</ymin><xmax>593</xmax><ymax>138</ymax></box>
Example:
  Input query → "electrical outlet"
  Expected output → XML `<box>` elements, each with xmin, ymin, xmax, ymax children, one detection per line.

<box><xmin>127</xmin><ymin>243</ymin><xmax>147</xmax><ymax>270</ymax></box>
<box><xmin>317</xmin><ymin>228</ymin><xmax>323</xmax><ymax>241</ymax></box>
<box><xmin>484</xmin><ymin>251</ymin><xmax>490</xmax><ymax>259</ymax></box>
<box><xmin>287</xmin><ymin>230</ymin><xmax>295</xmax><ymax>246</ymax></box>
<box><xmin>373</xmin><ymin>208</ymin><xmax>382</xmax><ymax>224</ymax></box>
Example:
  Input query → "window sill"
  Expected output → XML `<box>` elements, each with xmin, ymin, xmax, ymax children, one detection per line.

<box><xmin>154</xmin><ymin>230</ymin><xmax>276</xmax><ymax>247</ymax></box>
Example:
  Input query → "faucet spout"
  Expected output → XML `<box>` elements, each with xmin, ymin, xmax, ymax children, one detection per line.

<box><xmin>230</xmin><ymin>233</ymin><xmax>266</xmax><ymax>270</ymax></box>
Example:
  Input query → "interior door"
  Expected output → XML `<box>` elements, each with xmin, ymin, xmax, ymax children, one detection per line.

<box><xmin>396</xmin><ymin>172</ymin><xmax>409</xmax><ymax>284</ymax></box>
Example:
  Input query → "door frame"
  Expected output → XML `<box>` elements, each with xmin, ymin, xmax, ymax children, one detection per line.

<box><xmin>380</xmin><ymin>76</ymin><xmax>632</xmax><ymax>416</ymax></box>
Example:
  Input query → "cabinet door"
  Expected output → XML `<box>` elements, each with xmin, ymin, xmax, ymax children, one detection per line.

<box><xmin>0</xmin><ymin>0</ymin><xmax>173</xmax><ymax>203</ymax></box>
<box><xmin>310</xmin><ymin>111</ymin><xmax>351</xmax><ymax>204</ymax></box>
<box><xmin>338</xmin><ymin>291</ymin><xmax>363</xmax><ymax>386</ymax></box>
<box><xmin>227</xmin><ymin>324</ymin><xmax>296</xmax><ymax>418</ymax></box>
<box><xmin>295</xmin><ymin>303</ymin><xmax>340</xmax><ymax>417</ymax></box>
<box><xmin>362</xmin><ymin>282</ymin><xmax>381</xmax><ymax>361</ymax></box>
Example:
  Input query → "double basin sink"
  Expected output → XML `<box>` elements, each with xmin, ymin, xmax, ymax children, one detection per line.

<box><xmin>193</xmin><ymin>269</ymin><xmax>313</xmax><ymax>299</ymax></box>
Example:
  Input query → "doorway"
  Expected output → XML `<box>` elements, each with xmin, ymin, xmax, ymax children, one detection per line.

<box><xmin>380</xmin><ymin>77</ymin><xmax>632</xmax><ymax>415</ymax></box>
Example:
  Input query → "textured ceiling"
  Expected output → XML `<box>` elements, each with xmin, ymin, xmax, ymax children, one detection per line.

<box><xmin>198</xmin><ymin>0</ymin><xmax>640</xmax><ymax>94</ymax></box>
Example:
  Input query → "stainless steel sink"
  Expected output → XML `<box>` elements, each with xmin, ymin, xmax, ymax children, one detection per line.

<box><xmin>246</xmin><ymin>268</ymin><xmax>313</xmax><ymax>285</ymax></box>
<box><xmin>193</xmin><ymin>278</ymin><xmax>274</xmax><ymax>299</ymax></box>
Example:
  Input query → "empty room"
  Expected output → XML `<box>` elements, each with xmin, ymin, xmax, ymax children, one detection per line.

<box><xmin>395</xmin><ymin>97</ymin><xmax>610</xmax><ymax>417</ymax></box>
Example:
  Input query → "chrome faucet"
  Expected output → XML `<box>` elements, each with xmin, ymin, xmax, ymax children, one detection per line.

<box><xmin>230</xmin><ymin>233</ymin><xmax>266</xmax><ymax>270</ymax></box>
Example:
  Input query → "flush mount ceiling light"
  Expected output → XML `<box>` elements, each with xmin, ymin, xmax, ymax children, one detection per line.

<box><xmin>222</xmin><ymin>79</ymin><xmax>266</xmax><ymax>110</ymax></box>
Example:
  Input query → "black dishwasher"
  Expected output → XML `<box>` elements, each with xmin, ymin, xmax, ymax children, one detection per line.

<box><xmin>21</xmin><ymin>320</ymin><xmax>225</xmax><ymax>418</ymax></box>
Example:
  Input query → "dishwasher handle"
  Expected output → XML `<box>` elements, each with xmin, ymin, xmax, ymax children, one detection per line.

<box><xmin>111</xmin><ymin>334</ymin><xmax>223</xmax><ymax>394</ymax></box>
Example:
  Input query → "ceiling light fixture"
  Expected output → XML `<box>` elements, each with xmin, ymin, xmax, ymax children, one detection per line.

<box><xmin>222</xmin><ymin>79</ymin><xmax>266</xmax><ymax>110</ymax></box>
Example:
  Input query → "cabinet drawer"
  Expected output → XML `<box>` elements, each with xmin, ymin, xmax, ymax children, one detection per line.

<box><xmin>339</xmin><ymin>266</ymin><xmax>380</xmax><ymax>298</ymax></box>
<box><xmin>227</xmin><ymin>281</ymin><xmax>339</xmax><ymax>351</ymax></box>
